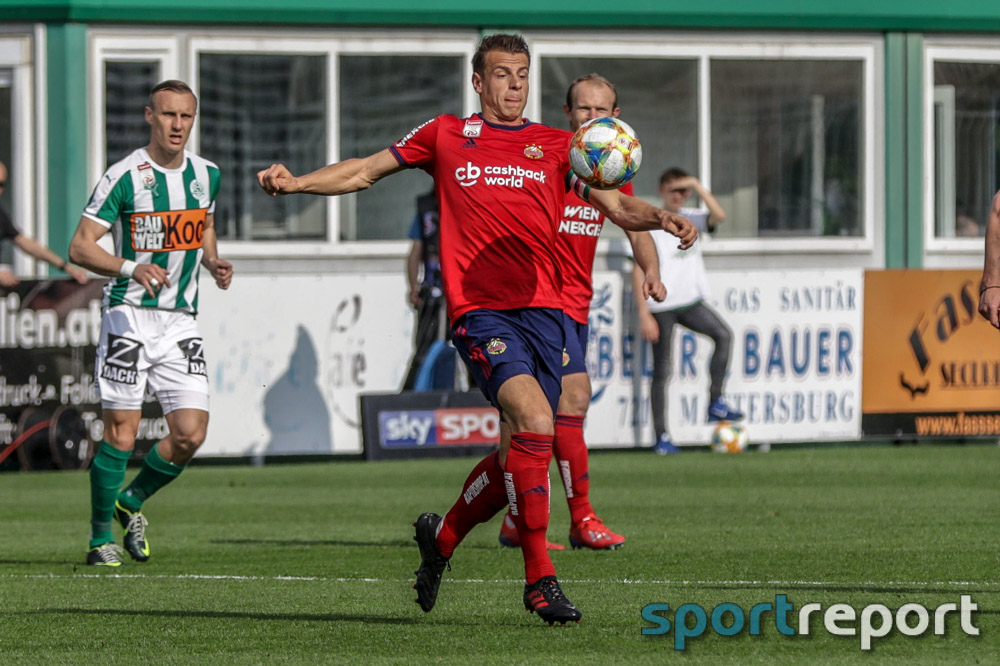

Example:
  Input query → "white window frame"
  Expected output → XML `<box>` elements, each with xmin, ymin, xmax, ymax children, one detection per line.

<box><xmin>923</xmin><ymin>40</ymin><xmax>1000</xmax><ymax>257</ymax></box>
<box><xmin>0</xmin><ymin>29</ymin><xmax>40</xmax><ymax>276</ymax></box>
<box><xmin>527</xmin><ymin>31</ymin><xmax>881</xmax><ymax>257</ymax></box>
<box><xmin>89</xmin><ymin>34</ymin><xmax>178</xmax><ymax>190</ymax></box>
<box><xmin>187</xmin><ymin>30</ymin><xmax>475</xmax><ymax>258</ymax></box>
<box><xmin>89</xmin><ymin>28</ymin><xmax>476</xmax><ymax>258</ymax></box>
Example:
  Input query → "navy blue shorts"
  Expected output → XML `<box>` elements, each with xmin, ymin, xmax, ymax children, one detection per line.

<box><xmin>561</xmin><ymin>313</ymin><xmax>589</xmax><ymax>377</ymax></box>
<box><xmin>452</xmin><ymin>308</ymin><xmax>565</xmax><ymax>417</ymax></box>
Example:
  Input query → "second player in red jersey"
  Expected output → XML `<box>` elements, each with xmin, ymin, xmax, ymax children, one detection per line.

<box><xmin>496</xmin><ymin>74</ymin><xmax>666</xmax><ymax>553</ymax></box>
<box><xmin>557</xmin><ymin>179</ymin><xmax>635</xmax><ymax>323</ymax></box>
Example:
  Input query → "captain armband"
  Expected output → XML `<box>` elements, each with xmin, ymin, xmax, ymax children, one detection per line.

<box><xmin>568</xmin><ymin>172</ymin><xmax>592</xmax><ymax>203</ymax></box>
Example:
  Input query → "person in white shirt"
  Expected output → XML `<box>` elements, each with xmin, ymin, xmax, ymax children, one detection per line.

<box><xmin>632</xmin><ymin>167</ymin><xmax>743</xmax><ymax>454</ymax></box>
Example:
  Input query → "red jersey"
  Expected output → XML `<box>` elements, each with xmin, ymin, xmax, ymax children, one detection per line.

<box><xmin>557</xmin><ymin>181</ymin><xmax>634</xmax><ymax>324</ymax></box>
<box><xmin>390</xmin><ymin>114</ymin><xmax>572</xmax><ymax>324</ymax></box>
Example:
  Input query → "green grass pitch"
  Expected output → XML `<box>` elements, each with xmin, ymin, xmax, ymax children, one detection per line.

<box><xmin>2</xmin><ymin>444</ymin><xmax>998</xmax><ymax>664</ymax></box>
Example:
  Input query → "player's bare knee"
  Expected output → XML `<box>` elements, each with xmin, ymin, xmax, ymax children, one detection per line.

<box><xmin>168</xmin><ymin>428</ymin><xmax>206</xmax><ymax>457</ymax></box>
<box><xmin>519</xmin><ymin>410</ymin><xmax>555</xmax><ymax>436</ymax></box>
<box><xmin>561</xmin><ymin>387</ymin><xmax>590</xmax><ymax>416</ymax></box>
<box><xmin>104</xmin><ymin>431</ymin><xmax>137</xmax><ymax>451</ymax></box>
<box><xmin>101</xmin><ymin>415</ymin><xmax>140</xmax><ymax>451</ymax></box>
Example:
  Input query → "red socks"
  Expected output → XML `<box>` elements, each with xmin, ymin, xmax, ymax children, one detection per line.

<box><xmin>435</xmin><ymin>432</ymin><xmax>557</xmax><ymax>584</ymax></box>
<box><xmin>553</xmin><ymin>413</ymin><xmax>594</xmax><ymax>524</ymax></box>
<box><xmin>436</xmin><ymin>451</ymin><xmax>507</xmax><ymax>558</ymax></box>
<box><xmin>503</xmin><ymin>432</ymin><xmax>555</xmax><ymax>584</ymax></box>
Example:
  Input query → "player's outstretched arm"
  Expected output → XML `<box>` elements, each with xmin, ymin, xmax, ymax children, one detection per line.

<box><xmin>257</xmin><ymin>149</ymin><xmax>405</xmax><ymax>197</ymax></box>
<box><xmin>588</xmin><ymin>187</ymin><xmax>698</xmax><ymax>249</ymax></box>
<box><xmin>979</xmin><ymin>190</ymin><xmax>1000</xmax><ymax>328</ymax></box>
<box><xmin>624</xmin><ymin>229</ymin><xmax>665</xmax><ymax>302</ymax></box>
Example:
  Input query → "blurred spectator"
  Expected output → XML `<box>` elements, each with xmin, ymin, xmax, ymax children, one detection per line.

<box><xmin>0</xmin><ymin>159</ymin><xmax>88</xmax><ymax>286</ymax></box>
<box><xmin>402</xmin><ymin>191</ymin><xmax>446</xmax><ymax>390</ymax></box>
<box><xmin>633</xmin><ymin>167</ymin><xmax>743</xmax><ymax>454</ymax></box>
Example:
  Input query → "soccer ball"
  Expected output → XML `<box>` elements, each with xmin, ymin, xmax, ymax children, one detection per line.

<box><xmin>711</xmin><ymin>421</ymin><xmax>749</xmax><ymax>453</ymax></box>
<box><xmin>568</xmin><ymin>117</ymin><xmax>642</xmax><ymax>190</ymax></box>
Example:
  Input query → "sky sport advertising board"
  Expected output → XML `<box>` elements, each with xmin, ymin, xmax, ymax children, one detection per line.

<box><xmin>862</xmin><ymin>269</ymin><xmax>1000</xmax><ymax>438</ymax></box>
<box><xmin>585</xmin><ymin>269</ymin><xmax>863</xmax><ymax>447</ymax></box>
<box><xmin>359</xmin><ymin>390</ymin><xmax>499</xmax><ymax>461</ymax></box>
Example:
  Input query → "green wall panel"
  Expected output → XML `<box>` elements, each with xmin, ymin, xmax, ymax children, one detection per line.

<box><xmin>905</xmin><ymin>33</ymin><xmax>923</xmax><ymax>268</ymax></box>
<box><xmin>46</xmin><ymin>23</ymin><xmax>87</xmax><ymax>263</ymax></box>
<box><xmin>884</xmin><ymin>34</ymin><xmax>907</xmax><ymax>269</ymax></box>
<box><xmin>7</xmin><ymin>0</ymin><xmax>1000</xmax><ymax>30</ymax></box>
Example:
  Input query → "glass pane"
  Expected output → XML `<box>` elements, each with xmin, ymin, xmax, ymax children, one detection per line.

<box><xmin>711</xmin><ymin>59</ymin><xmax>863</xmax><ymax>238</ymax></box>
<box><xmin>933</xmin><ymin>61</ymin><xmax>1000</xmax><ymax>238</ymax></box>
<box><xmin>105</xmin><ymin>61</ymin><xmax>159</xmax><ymax>167</ymax></box>
<box><xmin>199</xmin><ymin>53</ymin><xmax>326</xmax><ymax>241</ymax></box>
<box><xmin>540</xmin><ymin>57</ymin><xmax>698</xmax><ymax>239</ymax></box>
<box><xmin>338</xmin><ymin>55</ymin><xmax>463</xmax><ymax>241</ymax></box>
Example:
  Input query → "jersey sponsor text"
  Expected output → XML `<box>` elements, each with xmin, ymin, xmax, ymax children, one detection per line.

<box><xmin>130</xmin><ymin>209</ymin><xmax>206</xmax><ymax>252</ymax></box>
<box><xmin>454</xmin><ymin>161</ymin><xmax>548</xmax><ymax>188</ymax></box>
<box><xmin>558</xmin><ymin>220</ymin><xmax>603</xmax><ymax>237</ymax></box>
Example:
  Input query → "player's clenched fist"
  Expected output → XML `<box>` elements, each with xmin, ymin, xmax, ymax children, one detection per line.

<box><xmin>257</xmin><ymin>164</ymin><xmax>300</xmax><ymax>196</ymax></box>
<box><xmin>660</xmin><ymin>211</ymin><xmax>698</xmax><ymax>249</ymax></box>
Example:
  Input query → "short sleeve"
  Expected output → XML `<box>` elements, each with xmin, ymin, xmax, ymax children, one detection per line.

<box><xmin>0</xmin><ymin>208</ymin><xmax>20</xmax><ymax>240</ymax></box>
<box><xmin>83</xmin><ymin>170</ymin><xmax>130</xmax><ymax>227</ymax></box>
<box><xmin>389</xmin><ymin>116</ymin><xmax>440</xmax><ymax>169</ymax></box>
<box><xmin>207</xmin><ymin>164</ymin><xmax>221</xmax><ymax>215</ymax></box>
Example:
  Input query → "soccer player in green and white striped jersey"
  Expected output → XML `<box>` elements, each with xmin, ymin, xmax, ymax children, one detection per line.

<box><xmin>69</xmin><ymin>80</ymin><xmax>233</xmax><ymax>567</ymax></box>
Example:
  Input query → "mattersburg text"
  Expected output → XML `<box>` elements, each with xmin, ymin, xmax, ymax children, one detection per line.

<box><xmin>679</xmin><ymin>390</ymin><xmax>855</xmax><ymax>425</ymax></box>
<box><xmin>641</xmin><ymin>595</ymin><xmax>980</xmax><ymax>651</ymax></box>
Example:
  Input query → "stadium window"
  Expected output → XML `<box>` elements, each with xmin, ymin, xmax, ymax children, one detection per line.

<box><xmin>104</xmin><ymin>61</ymin><xmax>160</xmax><ymax>167</ymax></box>
<box><xmin>928</xmin><ymin>55</ymin><xmax>1000</xmax><ymax>242</ymax></box>
<box><xmin>0</xmin><ymin>33</ymin><xmax>39</xmax><ymax>275</ymax></box>
<box><xmin>91</xmin><ymin>35</ymin><xmax>178</xmax><ymax>193</ymax></box>
<box><xmin>336</xmin><ymin>54</ymin><xmax>464</xmax><ymax>241</ymax></box>
<box><xmin>710</xmin><ymin>59</ymin><xmax>864</xmax><ymax>240</ymax></box>
<box><xmin>531</xmin><ymin>35</ymin><xmax>877</xmax><ymax>252</ymax></box>
<box><xmin>198</xmin><ymin>52</ymin><xmax>328</xmax><ymax>242</ymax></box>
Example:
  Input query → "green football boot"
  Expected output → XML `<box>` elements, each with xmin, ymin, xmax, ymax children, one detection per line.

<box><xmin>114</xmin><ymin>501</ymin><xmax>151</xmax><ymax>562</ymax></box>
<box><xmin>86</xmin><ymin>542</ymin><xmax>125</xmax><ymax>567</ymax></box>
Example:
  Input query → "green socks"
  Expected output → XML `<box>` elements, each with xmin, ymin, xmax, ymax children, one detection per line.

<box><xmin>89</xmin><ymin>441</ymin><xmax>131</xmax><ymax>548</ymax></box>
<box><xmin>117</xmin><ymin>444</ymin><xmax>185</xmax><ymax>513</ymax></box>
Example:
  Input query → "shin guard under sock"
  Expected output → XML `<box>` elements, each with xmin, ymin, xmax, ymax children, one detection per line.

<box><xmin>89</xmin><ymin>441</ymin><xmax>130</xmax><ymax>548</ymax></box>
<box><xmin>117</xmin><ymin>444</ymin><xmax>184</xmax><ymax>512</ymax></box>
<box><xmin>436</xmin><ymin>451</ymin><xmax>508</xmax><ymax>558</ymax></box>
<box><xmin>553</xmin><ymin>414</ymin><xmax>593</xmax><ymax>524</ymax></box>
<box><xmin>504</xmin><ymin>432</ymin><xmax>555</xmax><ymax>584</ymax></box>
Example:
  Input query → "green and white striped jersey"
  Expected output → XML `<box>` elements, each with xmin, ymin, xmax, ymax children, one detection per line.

<box><xmin>84</xmin><ymin>148</ymin><xmax>221</xmax><ymax>314</ymax></box>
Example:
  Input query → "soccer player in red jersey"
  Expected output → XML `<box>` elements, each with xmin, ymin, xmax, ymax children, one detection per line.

<box><xmin>497</xmin><ymin>74</ymin><xmax>664</xmax><ymax>552</ymax></box>
<box><xmin>258</xmin><ymin>34</ymin><xmax>696</xmax><ymax>626</ymax></box>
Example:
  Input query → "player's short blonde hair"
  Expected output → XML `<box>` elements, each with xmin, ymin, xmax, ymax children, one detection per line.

<box><xmin>565</xmin><ymin>74</ymin><xmax>619</xmax><ymax>111</ymax></box>
<box><xmin>148</xmin><ymin>80</ymin><xmax>197</xmax><ymax>111</ymax></box>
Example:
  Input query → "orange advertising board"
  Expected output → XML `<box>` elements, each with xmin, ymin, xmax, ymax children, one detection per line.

<box><xmin>862</xmin><ymin>269</ymin><xmax>1000</xmax><ymax>436</ymax></box>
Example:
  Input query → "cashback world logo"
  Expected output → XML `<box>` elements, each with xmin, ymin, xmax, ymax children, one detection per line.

<box><xmin>641</xmin><ymin>594</ymin><xmax>980</xmax><ymax>651</ymax></box>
